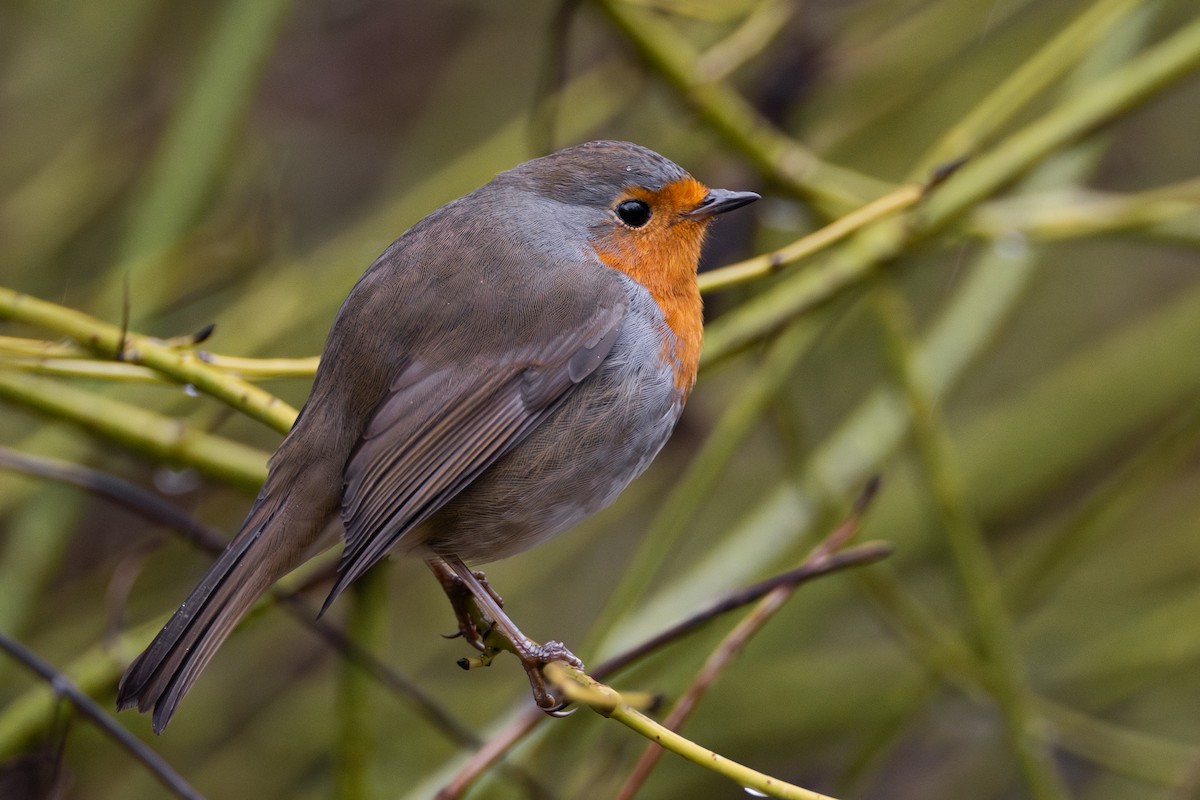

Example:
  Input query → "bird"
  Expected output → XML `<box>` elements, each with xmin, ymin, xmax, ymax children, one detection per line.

<box><xmin>116</xmin><ymin>140</ymin><xmax>759</xmax><ymax>732</ymax></box>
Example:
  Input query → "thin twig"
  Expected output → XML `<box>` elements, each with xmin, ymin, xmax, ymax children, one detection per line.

<box><xmin>615</xmin><ymin>480</ymin><xmax>880</xmax><ymax>799</ymax></box>
<box><xmin>0</xmin><ymin>634</ymin><xmax>205</xmax><ymax>800</ymax></box>
<box><xmin>0</xmin><ymin>447</ymin><xmax>225</xmax><ymax>552</ymax></box>
<box><xmin>436</xmin><ymin>514</ymin><xmax>890</xmax><ymax>799</ymax></box>
<box><xmin>871</xmin><ymin>279</ymin><xmax>1068</xmax><ymax>800</ymax></box>
<box><xmin>547</xmin><ymin>664</ymin><xmax>837</xmax><ymax>800</ymax></box>
<box><xmin>116</xmin><ymin>273</ymin><xmax>130</xmax><ymax>362</ymax></box>
<box><xmin>0</xmin><ymin>287</ymin><xmax>297</xmax><ymax>432</ymax></box>
<box><xmin>697</xmin><ymin>184</ymin><xmax>923</xmax><ymax>295</ymax></box>
<box><xmin>594</xmin><ymin>541</ymin><xmax>891</xmax><ymax>680</ymax></box>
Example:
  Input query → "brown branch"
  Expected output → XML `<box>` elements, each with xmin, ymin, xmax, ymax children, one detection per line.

<box><xmin>437</xmin><ymin>481</ymin><xmax>889</xmax><ymax>799</ymax></box>
<box><xmin>0</xmin><ymin>447</ymin><xmax>552</xmax><ymax>798</ymax></box>
<box><xmin>615</xmin><ymin>478</ymin><xmax>882</xmax><ymax>798</ymax></box>
<box><xmin>595</xmin><ymin>540</ymin><xmax>891</xmax><ymax>679</ymax></box>
<box><xmin>0</xmin><ymin>634</ymin><xmax>205</xmax><ymax>800</ymax></box>
<box><xmin>0</xmin><ymin>447</ymin><xmax>225</xmax><ymax>553</ymax></box>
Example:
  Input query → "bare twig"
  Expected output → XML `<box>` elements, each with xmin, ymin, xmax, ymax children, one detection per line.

<box><xmin>0</xmin><ymin>634</ymin><xmax>205</xmax><ymax>800</ymax></box>
<box><xmin>437</xmin><ymin>485</ymin><xmax>890</xmax><ymax>799</ymax></box>
<box><xmin>594</xmin><ymin>540</ymin><xmax>891</xmax><ymax>680</ymax></box>
<box><xmin>547</xmin><ymin>664</ymin><xmax>837</xmax><ymax>800</ymax></box>
<box><xmin>0</xmin><ymin>446</ymin><xmax>553</xmax><ymax>797</ymax></box>
<box><xmin>0</xmin><ymin>287</ymin><xmax>297</xmax><ymax>432</ymax></box>
<box><xmin>0</xmin><ymin>447</ymin><xmax>224</xmax><ymax>552</ymax></box>
<box><xmin>614</xmin><ymin>480</ymin><xmax>881</xmax><ymax>798</ymax></box>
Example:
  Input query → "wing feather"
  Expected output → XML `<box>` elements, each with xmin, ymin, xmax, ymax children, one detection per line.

<box><xmin>321</xmin><ymin>293</ymin><xmax>628</xmax><ymax>612</ymax></box>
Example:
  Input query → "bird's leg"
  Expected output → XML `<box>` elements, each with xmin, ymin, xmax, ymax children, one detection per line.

<box><xmin>468</xmin><ymin>568</ymin><xmax>505</xmax><ymax>609</ymax></box>
<box><xmin>442</xmin><ymin>555</ymin><xmax>583</xmax><ymax>713</ymax></box>
<box><xmin>426</xmin><ymin>557</ymin><xmax>488</xmax><ymax>651</ymax></box>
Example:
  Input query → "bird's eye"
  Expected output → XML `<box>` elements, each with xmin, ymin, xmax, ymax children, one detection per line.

<box><xmin>615</xmin><ymin>199</ymin><xmax>652</xmax><ymax>228</ymax></box>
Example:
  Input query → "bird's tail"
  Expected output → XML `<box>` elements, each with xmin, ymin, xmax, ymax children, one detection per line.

<box><xmin>117</xmin><ymin>479</ymin><xmax>331</xmax><ymax>733</ymax></box>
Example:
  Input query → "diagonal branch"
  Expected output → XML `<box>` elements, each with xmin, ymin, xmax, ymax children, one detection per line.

<box><xmin>437</xmin><ymin>489</ymin><xmax>890</xmax><ymax>799</ymax></box>
<box><xmin>0</xmin><ymin>634</ymin><xmax>205</xmax><ymax>800</ymax></box>
<box><xmin>548</xmin><ymin>663</ymin><xmax>838</xmax><ymax>800</ymax></box>
<box><xmin>614</xmin><ymin>480</ymin><xmax>881</xmax><ymax>798</ymax></box>
<box><xmin>591</xmin><ymin>0</ymin><xmax>892</xmax><ymax>214</ymax></box>
<box><xmin>0</xmin><ymin>287</ymin><xmax>298</xmax><ymax>433</ymax></box>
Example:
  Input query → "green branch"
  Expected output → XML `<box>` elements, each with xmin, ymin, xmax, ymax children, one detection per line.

<box><xmin>701</xmin><ymin>4</ymin><xmax>1200</xmax><ymax>365</ymax></box>
<box><xmin>0</xmin><ymin>287</ymin><xmax>298</xmax><ymax>433</ymax></box>
<box><xmin>0</xmin><ymin>371</ymin><xmax>268</xmax><ymax>492</ymax></box>
<box><xmin>917</xmin><ymin>8</ymin><xmax>1200</xmax><ymax>229</ymax></box>
<box><xmin>592</xmin><ymin>0</ymin><xmax>892</xmax><ymax>214</ymax></box>
<box><xmin>547</xmin><ymin>664</ymin><xmax>839</xmax><ymax>800</ymax></box>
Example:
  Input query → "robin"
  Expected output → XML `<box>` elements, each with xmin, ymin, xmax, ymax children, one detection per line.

<box><xmin>117</xmin><ymin>140</ymin><xmax>758</xmax><ymax>732</ymax></box>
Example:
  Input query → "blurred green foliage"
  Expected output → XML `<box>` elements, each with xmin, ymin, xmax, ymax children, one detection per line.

<box><xmin>2</xmin><ymin>0</ymin><xmax>1200</xmax><ymax>798</ymax></box>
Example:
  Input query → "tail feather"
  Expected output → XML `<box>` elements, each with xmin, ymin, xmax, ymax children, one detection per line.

<box><xmin>151</xmin><ymin>568</ymin><xmax>269</xmax><ymax>732</ymax></box>
<box><xmin>112</xmin><ymin>467</ymin><xmax>348</xmax><ymax>733</ymax></box>
<box><xmin>117</xmin><ymin>507</ymin><xmax>279</xmax><ymax>733</ymax></box>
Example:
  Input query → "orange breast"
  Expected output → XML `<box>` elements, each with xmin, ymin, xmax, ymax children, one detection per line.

<box><xmin>591</xmin><ymin>177</ymin><xmax>711</xmax><ymax>396</ymax></box>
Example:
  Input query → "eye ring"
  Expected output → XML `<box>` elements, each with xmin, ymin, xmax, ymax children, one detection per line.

<box><xmin>615</xmin><ymin>199</ymin><xmax>652</xmax><ymax>228</ymax></box>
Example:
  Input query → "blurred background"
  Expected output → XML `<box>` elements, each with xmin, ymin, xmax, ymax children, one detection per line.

<box><xmin>2</xmin><ymin>0</ymin><xmax>1199</xmax><ymax>798</ymax></box>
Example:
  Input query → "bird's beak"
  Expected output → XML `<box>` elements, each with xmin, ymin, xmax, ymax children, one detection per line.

<box><xmin>685</xmin><ymin>189</ymin><xmax>760</xmax><ymax>219</ymax></box>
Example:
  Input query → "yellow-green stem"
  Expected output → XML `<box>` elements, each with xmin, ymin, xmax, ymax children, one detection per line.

<box><xmin>0</xmin><ymin>287</ymin><xmax>298</xmax><ymax>432</ymax></box>
<box><xmin>870</xmin><ymin>280</ymin><xmax>1068</xmax><ymax>800</ymax></box>
<box><xmin>547</xmin><ymin>664</ymin><xmax>839</xmax><ymax>800</ymax></box>
<box><xmin>0</xmin><ymin>371</ymin><xmax>268</xmax><ymax>492</ymax></box>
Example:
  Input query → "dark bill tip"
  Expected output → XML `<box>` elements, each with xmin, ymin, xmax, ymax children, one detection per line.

<box><xmin>686</xmin><ymin>188</ymin><xmax>760</xmax><ymax>219</ymax></box>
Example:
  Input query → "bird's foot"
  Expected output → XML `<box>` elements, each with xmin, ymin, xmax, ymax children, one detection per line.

<box><xmin>427</xmin><ymin>558</ymin><xmax>490</xmax><ymax>650</ymax></box>
<box><xmin>432</xmin><ymin>556</ymin><xmax>584</xmax><ymax>715</ymax></box>
<box><xmin>469</xmin><ymin>569</ymin><xmax>504</xmax><ymax>608</ymax></box>
<box><xmin>511</xmin><ymin>639</ymin><xmax>583</xmax><ymax>716</ymax></box>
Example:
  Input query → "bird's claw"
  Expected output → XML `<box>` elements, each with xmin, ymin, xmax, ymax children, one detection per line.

<box><xmin>431</xmin><ymin>558</ymin><xmax>583</xmax><ymax>716</ymax></box>
<box><xmin>521</xmin><ymin>640</ymin><xmax>583</xmax><ymax>670</ymax></box>
<box><xmin>470</xmin><ymin>569</ymin><xmax>504</xmax><ymax>609</ymax></box>
<box><xmin>541</xmin><ymin>698</ymin><xmax>577</xmax><ymax>717</ymax></box>
<box><xmin>515</xmin><ymin>640</ymin><xmax>583</xmax><ymax>715</ymax></box>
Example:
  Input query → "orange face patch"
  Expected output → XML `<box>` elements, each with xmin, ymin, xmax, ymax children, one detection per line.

<box><xmin>591</xmin><ymin>177</ymin><xmax>713</xmax><ymax>396</ymax></box>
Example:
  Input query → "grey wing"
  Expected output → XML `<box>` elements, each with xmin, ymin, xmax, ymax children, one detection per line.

<box><xmin>320</xmin><ymin>297</ymin><xmax>627</xmax><ymax>611</ymax></box>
